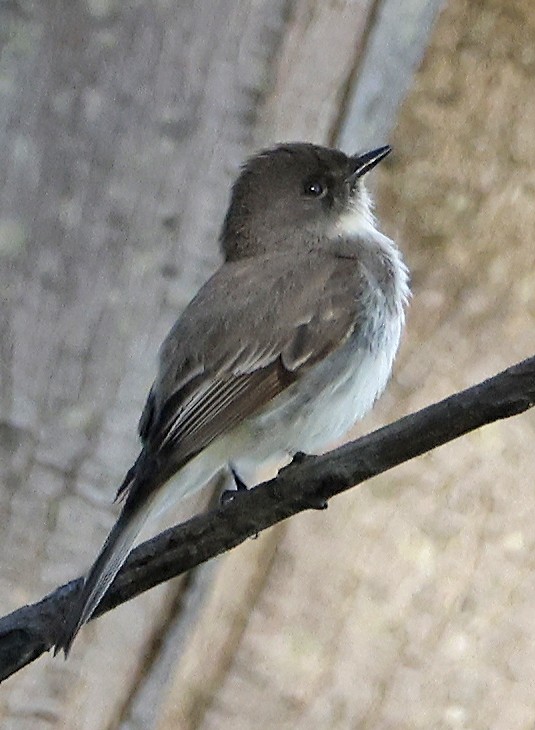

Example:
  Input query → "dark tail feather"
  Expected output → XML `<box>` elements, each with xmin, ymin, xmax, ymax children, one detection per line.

<box><xmin>54</xmin><ymin>497</ymin><xmax>151</xmax><ymax>657</ymax></box>
<box><xmin>115</xmin><ymin>453</ymin><xmax>143</xmax><ymax>502</ymax></box>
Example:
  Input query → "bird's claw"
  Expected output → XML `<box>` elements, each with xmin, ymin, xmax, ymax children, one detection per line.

<box><xmin>219</xmin><ymin>467</ymin><xmax>249</xmax><ymax>506</ymax></box>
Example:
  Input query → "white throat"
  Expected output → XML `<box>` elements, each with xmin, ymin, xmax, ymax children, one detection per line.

<box><xmin>333</xmin><ymin>186</ymin><xmax>377</xmax><ymax>238</ymax></box>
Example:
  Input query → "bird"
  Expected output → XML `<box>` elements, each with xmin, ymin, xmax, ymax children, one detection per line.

<box><xmin>54</xmin><ymin>142</ymin><xmax>409</xmax><ymax>655</ymax></box>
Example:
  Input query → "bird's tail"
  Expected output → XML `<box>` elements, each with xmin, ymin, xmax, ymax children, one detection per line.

<box><xmin>54</xmin><ymin>494</ymin><xmax>153</xmax><ymax>657</ymax></box>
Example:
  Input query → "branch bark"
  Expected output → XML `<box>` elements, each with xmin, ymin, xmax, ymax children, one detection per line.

<box><xmin>1</xmin><ymin>354</ymin><xmax>534</xmax><ymax>684</ymax></box>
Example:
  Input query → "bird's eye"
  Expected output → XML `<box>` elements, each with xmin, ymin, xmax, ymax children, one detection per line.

<box><xmin>303</xmin><ymin>179</ymin><xmax>327</xmax><ymax>198</ymax></box>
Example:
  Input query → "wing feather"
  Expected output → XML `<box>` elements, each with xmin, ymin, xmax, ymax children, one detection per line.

<box><xmin>121</xmin><ymin>250</ymin><xmax>366</xmax><ymax>501</ymax></box>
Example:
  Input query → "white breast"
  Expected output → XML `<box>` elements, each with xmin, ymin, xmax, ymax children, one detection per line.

<box><xmin>280</xmin><ymin>301</ymin><xmax>404</xmax><ymax>453</ymax></box>
<box><xmin>242</xmin><ymin>225</ymin><xmax>409</xmax><ymax>460</ymax></box>
<box><xmin>225</xmin><ymin>192</ymin><xmax>411</xmax><ymax>474</ymax></box>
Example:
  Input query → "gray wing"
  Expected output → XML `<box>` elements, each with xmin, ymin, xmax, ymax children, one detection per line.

<box><xmin>120</xmin><ymin>250</ymin><xmax>366</xmax><ymax>498</ymax></box>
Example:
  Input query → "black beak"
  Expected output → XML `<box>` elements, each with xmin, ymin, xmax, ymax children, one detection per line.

<box><xmin>347</xmin><ymin>145</ymin><xmax>392</xmax><ymax>181</ymax></box>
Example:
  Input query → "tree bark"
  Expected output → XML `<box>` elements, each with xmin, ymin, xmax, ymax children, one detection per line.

<box><xmin>3</xmin><ymin>0</ymin><xmax>534</xmax><ymax>728</ymax></box>
<box><xmin>0</xmin><ymin>1</ymin><xmax>291</xmax><ymax>726</ymax></box>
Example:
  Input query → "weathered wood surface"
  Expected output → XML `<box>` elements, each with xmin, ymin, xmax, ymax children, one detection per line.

<box><xmin>0</xmin><ymin>1</ymin><xmax>291</xmax><ymax>727</ymax></box>
<box><xmin>2</xmin><ymin>0</ymin><xmax>535</xmax><ymax>728</ymax></box>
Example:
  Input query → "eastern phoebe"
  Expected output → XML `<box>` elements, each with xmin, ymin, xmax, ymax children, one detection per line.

<box><xmin>55</xmin><ymin>142</ymin><xmax>409</xmax><ymax>655</ymax></box>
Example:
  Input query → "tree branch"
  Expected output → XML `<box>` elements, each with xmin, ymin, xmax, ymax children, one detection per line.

<box><xmin>1</xmin><ymin>354</ymin><xmax>535</xmax><ymax>683</ymax></box>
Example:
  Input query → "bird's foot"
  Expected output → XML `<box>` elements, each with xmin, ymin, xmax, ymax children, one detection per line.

<box><xmin>292</xmin><ymin>450</ymin><xmax>309</xmax><ymax>464</ymax></box>
<box><xmin>220</xmin><ymin>467</ymin><xmax>249</xmax><ymax>506</ymax></box>
<box><xmin>290</xmin><ymin>452</ymin><xmax>327</xmax><ymax>509</ymax></box>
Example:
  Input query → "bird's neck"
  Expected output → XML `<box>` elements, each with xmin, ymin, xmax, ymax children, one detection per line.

<box><xmin>332</xmin><ymin>197</ymin><xmax>410</xmax><ymax>315</ymax></box>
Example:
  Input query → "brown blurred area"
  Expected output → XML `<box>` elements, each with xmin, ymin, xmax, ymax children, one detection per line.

<box><xmin>1</xmin><ymin>0</ymin><xmax>535</xmax><ymax>728</ymax></box>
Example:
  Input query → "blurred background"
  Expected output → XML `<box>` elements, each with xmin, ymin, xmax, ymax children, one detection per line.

<box><xmin>1</xmin><ymin>0</ymin><xmax>535</xmax><ymax>728</ymax></box>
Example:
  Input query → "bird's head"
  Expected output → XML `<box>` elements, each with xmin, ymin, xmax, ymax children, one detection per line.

<box><xmin>220</xmin><ymin>142</ymin><xmax>391</xmax><ymax>261</ymax></box>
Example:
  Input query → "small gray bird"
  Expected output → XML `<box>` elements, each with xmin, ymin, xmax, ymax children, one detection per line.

<box><xmin>55</xmin><ymin>142</ymin><xmax>409</xmax><ymax>655</ymax></box>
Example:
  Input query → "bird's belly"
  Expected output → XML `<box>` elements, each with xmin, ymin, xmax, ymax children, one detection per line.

<box><xmin>239</xmin><ymin>314</ymin><xmax>402</xmax><ymax>468</ymax></box>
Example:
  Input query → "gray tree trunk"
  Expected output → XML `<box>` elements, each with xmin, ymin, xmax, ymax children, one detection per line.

<box><xmin>4</xmin><ymin>0</ymin><xmax>534</xmax><ymax>729</ymax></box>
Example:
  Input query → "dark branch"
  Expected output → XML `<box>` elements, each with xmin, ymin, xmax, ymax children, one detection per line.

<box><xmin>1</xmin><ymin>354</ymin><xmax>535</xmax><ymax>682</ymax></box>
